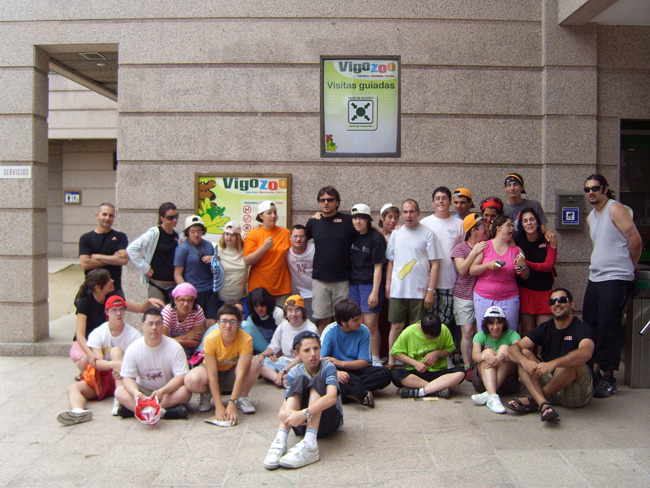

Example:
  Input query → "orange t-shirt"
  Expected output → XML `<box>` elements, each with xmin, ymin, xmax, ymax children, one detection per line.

<box><xmin>203</xmin><ymin>328</ymin><xmax>253</xmax><ymax>371</ymax></box>
<box><xmin>243</xmin><ymin>225</ymin><xmax>292</xmax><ymax>295</ymax></box>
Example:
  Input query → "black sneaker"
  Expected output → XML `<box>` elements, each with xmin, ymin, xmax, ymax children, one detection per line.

<box><xmin>594</xmin><ymin>374</ymin><xmax>617</xmax><ymax>398</ymax></box>
<box><xmin>362</xmin><ymin>390</ymin><xmax>375</xmax><ymax>408</ymax></box>
<box><xmin>398</xmin><ymin>387</ymin><xmax>419</xmax><ymax>398</ymax></box>
<box><xmin>163</xmin><ymin>404</ymin><xmax>189</xmax><ymax>420</ymax></box>
<box><xmin>117</xmin><ymin>405</ymin><xmax>135</xmax><ymax>418</ymax></box>
<box><xmin>427</xmin><ymin>388</ymin><xmax>450</xmax><ymax>399</ymax></box>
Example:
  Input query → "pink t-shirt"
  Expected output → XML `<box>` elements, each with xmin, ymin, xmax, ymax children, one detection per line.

<box><xmin>473</xmin><ymin>240</ymin><xmax>520</xmax><ymax>300</ymax></box>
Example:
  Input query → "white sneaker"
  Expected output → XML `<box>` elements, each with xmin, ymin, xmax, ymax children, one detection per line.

<box><xmin>471</xmin><ymin>391</ymin><xmax>490</xmax><ymax>406</ymax></box>
<box><xmin>236</xmin><ymin>396</ymin><xmax>256</xmax><ymax>414</ymax></box>
<box><xmin>487</xmin><ymin>394</ymin><xmax>506</xmax><ymax>414</ymax></box>
<box><xmin>263</xmin><ymin>440</ymin><xmax>287</xmax><ymax>470</ymax></box>
<box><xmin>111</xmin><ymin>398</ymin><xmax>120</xmax><ymax>416</ymax></box>
<box><xmin>279</xmin><ymin>440</ymin><xmax>320</xmax><ymax>469</ymax></box>
<box><xmin>199</xmin><ymin>393</ymin><xmax>212</xmax><ymax>412</ymax></box>
<box><xmin>372</xmin><ymin>357</ymin><xmax>383</xmax><ymax>367</ymax></box>
<box><xmin>56</xmin><ymin>409</ymin><xmax>92</xmax><ymax>426</ymax></box>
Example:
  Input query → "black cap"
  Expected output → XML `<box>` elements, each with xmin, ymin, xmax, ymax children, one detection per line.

<box><xmin>292</xmin><ymin>330</ymin><xmax>320</xmax><ymax>350</ymax></box>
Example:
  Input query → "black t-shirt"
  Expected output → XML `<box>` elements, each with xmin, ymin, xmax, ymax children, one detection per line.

<box><xmin>527</xmin><ymin>317</ymin><xmax>594</xmax><ymax>363</ymax></box>
<box><xmin>350</xmin><ymin>229</ymin><xmax>386</xmax><ymax>285</ymax></box>
<box><xmin>516</xmin><ymin>235</ymin><xmax>554</xmax><ymax>291</ymax></box>
<box><xmin>73</xmin><ymin>290</ymin><xmax>124</xmax><ymax>341</ymax></box>
<box><xmin>78</xmin><ymin>229</ymin><xmax>129</xmax><ymax>290</ymax></box>
<box><xmin>306</xmin><ymin>212</ymin><xmax>354</xmax><ymax>281</ymax></box>
<box><xmin>150</xmin><ymin>226</ymin><xmax>179</xmax><ymax>282</ymax></box>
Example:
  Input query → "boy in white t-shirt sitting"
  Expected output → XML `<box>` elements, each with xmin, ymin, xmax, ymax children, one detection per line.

<box><xmin>114</xmin><ymin>308</ymin><xmax>192</xmax><ymax>420</ymax></box>
<box><xmin>57</xmin><ymin>295</ymin><xmax>142</xmax><ymax>425</ymax></box>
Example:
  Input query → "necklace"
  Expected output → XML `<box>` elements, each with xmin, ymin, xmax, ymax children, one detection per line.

<box><xmin>190</xmin><ymin>241</ymin><xmax>204</xmax><ymax>259</ymax></box>
<box><xmin>595</xmin><ymin>199</ymin><xmax>608</xmax><ymax>213</ymax></box>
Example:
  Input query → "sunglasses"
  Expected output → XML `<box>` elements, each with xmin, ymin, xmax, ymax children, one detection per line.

<box><xmin>583</xmin><ymin>185</ymin><xmax>604</xmax><ymax>193</ymax></box>
<box><xmin>549</xmin><ymin>296</ymin><xmax>570</xmax><ymax>305</ymax></box>
<box><xmin>319</xmin><ymin>198</ymin><xmax>336</xmax><ymax>203</ymax></box>
<box><xmin>164</xmin><ymin>214</ymin><xmax>179</xmax><ymax>221</ymax></box>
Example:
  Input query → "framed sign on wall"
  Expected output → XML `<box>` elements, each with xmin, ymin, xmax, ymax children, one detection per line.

<box><xmin>195</xmin><ymin>173</ymin><xmax>292</xmax><ymax>241</ymax></box>
<box><xmin>321</xmin><ymin>55</ymin><xmax>401</xmax><ymax>158</ymax></box>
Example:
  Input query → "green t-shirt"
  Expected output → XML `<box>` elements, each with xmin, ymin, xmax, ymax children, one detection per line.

<box><xmin>472</xmin><ymin>329</ymin><xmax>521</xmax><ymax>351</ymax></box>
<box><xmin>390</xmin><ymin>323</ymin><xmax>455</xmax><ymax>371</ymax></box>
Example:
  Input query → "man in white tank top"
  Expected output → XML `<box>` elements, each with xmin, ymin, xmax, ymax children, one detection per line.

<box><xmin>582</xmin><ymin>174</ymin><xmax>641</xmax><ymax>398</ymax></box>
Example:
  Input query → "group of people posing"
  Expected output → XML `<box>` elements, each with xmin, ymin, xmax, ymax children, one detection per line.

<box><xmin>57</xmin><ymin>172</ymin><xmax>642</xmax><ymax>470</ymax></box>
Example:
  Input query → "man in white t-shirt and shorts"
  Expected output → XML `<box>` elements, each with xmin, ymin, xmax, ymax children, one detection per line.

<box><xmin>420</xmin><ymin>186</ymin><xmax>465</xmax><ymax>327</ymax></box>
<box><xmin>286</xmin><ymin>224</ymin><xmax>315</xmax><ymax>321</ymax></box>
<box><xmin>385</xmin><ymin>199</ymin><xmax>442</xmax><ymax>369</ymax></box>
<box><xmin>115</xmin><ymin>308</ymin><xmax>192</xmax><ymax>420</ymax></box>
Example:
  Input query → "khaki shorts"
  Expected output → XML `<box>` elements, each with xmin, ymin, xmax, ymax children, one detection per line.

<box><xmin>388</xmin><ymin>298</ymin><xmax>425</xmax><ymax>324</ymax></box>
<box><xmin>540</xmin><ymin>366</ymin><xmax>593</xmax><ymax>408</ymax></box>
<box><xmin>199</xmin><ymin>363</ymin><xmax>237</xmax><ymax>394</ymax></box>
<box><xmin>312</xmin><ymin>279</ymin><xmax>349</xmax><ymax>320</ymax></box>
<box><xmin>453</xmin><ymin>296</ymin><xmax>475</xmax><ymax>326</ymax></box>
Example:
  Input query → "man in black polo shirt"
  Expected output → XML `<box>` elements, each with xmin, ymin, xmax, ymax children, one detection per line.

<box><xmin>79</xmin><ymin>203</ymin><xmax>129</xmax><ymax>291</ymax></box>
<box><xmin>306</xmin><ymin>186</ymin><xmax>354</xmax><ymax>332</ymax></box>
<box><xmin>507</xmin><ymin>288</ymin><xmax>594</xmax><ymax>422</ymax></box>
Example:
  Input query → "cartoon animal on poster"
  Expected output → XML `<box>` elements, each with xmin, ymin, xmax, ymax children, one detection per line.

<box><xmin>198</xmin><ymin>178</ymin><xmax>230</xmax><ymax>235</ymax></box>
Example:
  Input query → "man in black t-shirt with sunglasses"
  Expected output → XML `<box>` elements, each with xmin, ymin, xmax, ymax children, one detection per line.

<box><xmin>506</xmin><ymin>288</ymin><xmax>594</xmax><ymax>422</ymax></box>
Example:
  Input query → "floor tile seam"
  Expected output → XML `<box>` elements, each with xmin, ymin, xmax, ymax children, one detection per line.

<box><xmin>461</xmin><ymin>402</ymin><xmax>521</xmax><ymax>487</ymax></box>
<box><xmin>419</xmin><ymin>411</ymin><xmax>442</xmax><ymax>473</ymax></box>
<box><xmin>556</xmin><ymin>449</ymin><xmax>594</xmax><ymax>488</ymax></box>
<box><xmin>620</xmin><ymin>448</ymin><xmax>650</xmax><ymax>480</ymax></box>
<box><xmin>219</xmin><ymin>421</ymin><xmax>256</xmax><ymax>487</ymax></box>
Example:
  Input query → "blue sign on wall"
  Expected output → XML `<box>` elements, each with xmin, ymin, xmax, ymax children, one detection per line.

<box><xmin>562</xmin><ymin>207</ymin><xmax>579</xmax><ymax>225</ymax></box>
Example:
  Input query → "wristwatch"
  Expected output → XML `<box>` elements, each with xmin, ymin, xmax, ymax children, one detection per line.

<box><xmin>302</xmin><ymin>408</ymin><xmax>311</xmax><ymax>420</ymax></box>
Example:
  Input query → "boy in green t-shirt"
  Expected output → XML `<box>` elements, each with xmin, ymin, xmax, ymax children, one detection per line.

<box><xmin>390</xmin><ymin>314</ymin><xmax>465</xmax><ymax>398</ymax></box>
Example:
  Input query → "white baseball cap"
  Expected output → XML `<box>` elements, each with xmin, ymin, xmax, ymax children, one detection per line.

<box><xmin>484</xmin><ymin>306</ymin><xmax>506</xmax><ymax>319</ymax></box>
<box><xmin>224</xmin><ymin>221</ymin><xmax>242</xmax><ymax>234</ymax></box>
<box><xmin>257</xmin><ymin>201</ymin><xmax>276</xmax><ymax>215</ymax></box>
<box><xmin>351</xmin><ymin>203</ymin><xmax>372</xmax><ymax>220</ymax></box>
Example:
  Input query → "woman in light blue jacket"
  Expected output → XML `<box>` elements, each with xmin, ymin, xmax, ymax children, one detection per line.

<box><xmin>127</xmin><ymin>202</ymin><xmax>183</xmax><ymax>302</ymax></box>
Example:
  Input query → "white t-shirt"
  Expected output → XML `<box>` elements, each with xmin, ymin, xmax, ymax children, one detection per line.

<box><xmin>286</xmin><ymin>241</ymin><xmax>315</xmax><ymax>298</ymax></box>
<box><xmin>267</xmin><ymin>318</ymin><xmax>318</xmax><ymax>357</ymax></box>
<box><xmin>218</xmin><ymin>245</ymin><xmax>248</xmax><ymax>301</ymax></box>
<box><xmin>120</xmin><ymin>336</ymin><xmax>189</xmax><ymax>391</ymax></box>
<box><xmin>386</xmin><ymin>224</ymin><xmax>442</xmax><ymax>299</ymax></box>
<box><xmin>87</xmin><ymin>322</ymin><xmax>142</xmax><ymax>359</ymax></box>
<box><xmin>420</xmin><ymin>214</ymin><xmax>465</xmax><ymax>290</ymax></box>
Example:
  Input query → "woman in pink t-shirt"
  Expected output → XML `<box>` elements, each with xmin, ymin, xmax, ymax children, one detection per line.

<box><xmin>469</xmin><ymin>216</ymin><xmax>530</xmax><ymax>331</ymax></box>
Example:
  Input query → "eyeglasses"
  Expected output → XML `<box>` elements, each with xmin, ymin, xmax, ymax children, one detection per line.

<box><xmin>319</xmin><ymin>198</ymin><xmax>336</xmax><ymax>203</ymax></box>
<box><xmin>218</xmin><ymin>319</ymin><xmax>239</xmax><ymax>326</ymax></box>
<box><xmin>583</xmin><ymin>185</ymin><xmax>603</xmax><ymax>194</ymax></box>
<box><xmin>108</xmin><ymin>307</ymin><xmax>126</xmax><ymax>314</ymax></box>
<box><xmin>549</xmin><ymin>296</ymin><xmax>570</xmax><ymax>305</ymax></box>
<box><xmin>291</xmin><ymin>234</ymin><xmax>306</xmax><ymax>239</ymax></box>
<box><xmin>164</xmin><ymin>214</ymin><xmax>179</xmax><ymax>221</ymax></box>
<box><xmin>176</xmin><ymin>297</ymin><xmax>194</xmax><ymax>304</ymax></box>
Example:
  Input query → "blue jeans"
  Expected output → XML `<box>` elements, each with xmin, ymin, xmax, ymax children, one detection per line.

<box><xmin>582</xmin><ymin>279</ymin><xmax>633</xmax><ymax>372</ymax></box>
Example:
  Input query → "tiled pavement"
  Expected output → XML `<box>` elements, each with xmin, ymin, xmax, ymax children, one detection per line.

<box><xmin>1</xmin><ymin>356</ymin><xmax>649</xmax><ymax>487</ymax></box>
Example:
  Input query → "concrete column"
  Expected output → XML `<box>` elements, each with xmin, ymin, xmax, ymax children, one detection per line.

<box><xmin>0</xmin><ymin>46</ymin><xmax>50</xmax><ymax>343</ymax></box>
<box><xmin>541</xmin><ymin>0</ymin><xmax>598</xmax><ymax>309</ymax></box>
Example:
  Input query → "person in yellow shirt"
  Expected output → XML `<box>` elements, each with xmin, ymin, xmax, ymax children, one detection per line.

<box><xmin>184</xmin><ymin>303</ymin><xmax>262</xmax><ymax>425</ymax></box>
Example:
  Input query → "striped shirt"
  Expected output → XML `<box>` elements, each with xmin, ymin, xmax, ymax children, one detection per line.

<box><xmin>162</xmin><ymin>303</ymin><xmax>205</xmax><ymax>337</ymax></box>
<box><xmin>450</xmin><ymin>241</ymin><xmax>477</xmax><ymax>300</ymax></box>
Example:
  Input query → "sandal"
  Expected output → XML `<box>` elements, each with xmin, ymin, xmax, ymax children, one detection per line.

<box><xmin>539</xmin><ymin>402</ymin><xmax>559</xmax><ymax>422</ymax></box>
<box><xmin>506</xmin><ymin>395</ymin><xmax>538</xmax><ymax>414</ymax></box>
